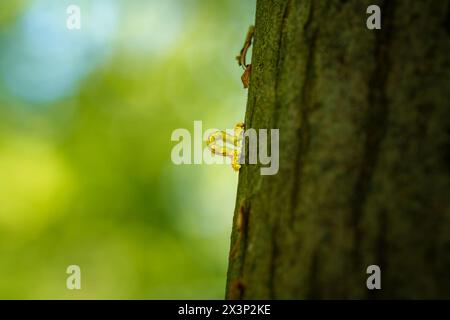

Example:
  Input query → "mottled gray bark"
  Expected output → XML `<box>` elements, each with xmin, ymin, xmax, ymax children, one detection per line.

<box><xmin>226</xmin><ymin>0</ymin><xmax>450</xmax><ymax>299</ymax></box>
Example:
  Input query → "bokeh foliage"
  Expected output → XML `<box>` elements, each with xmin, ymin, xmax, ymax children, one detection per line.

<box><xmin>0</xmin><ymin>0</ymin><xmax>255</xmax><ymax>299</ymax></box>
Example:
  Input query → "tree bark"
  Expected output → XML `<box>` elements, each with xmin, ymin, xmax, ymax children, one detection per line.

<box><xmin>226</xmin><ymin>0</ymin><xmax>450</xmax><ymax>299</ymax></box>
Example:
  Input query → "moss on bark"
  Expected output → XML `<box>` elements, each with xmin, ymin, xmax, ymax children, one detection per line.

<box><xmin>226</xmin><ymin>0</ymin><xmax>450</xmax><ymax>299</ymax></box>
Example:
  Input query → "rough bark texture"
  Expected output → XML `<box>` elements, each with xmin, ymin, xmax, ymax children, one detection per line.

<box><xmin>226</xmin><ymin>0</ymin><xmax>450</xmax><ymax>299</ymax></box>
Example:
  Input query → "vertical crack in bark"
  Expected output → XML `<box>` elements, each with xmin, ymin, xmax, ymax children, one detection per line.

<box><xmin>248</xmin><ymin>95</ymin><xmax>257</xmax><ymax>129</ymax></box>
<box><xmin>350</xmin><ymin>0</ymin><xmax>395</xmax><ymax>296</ymax></box>
<box><xmin>371</xmin><ymin>0</ymin><xmax>395</xmax><ymax>296</ymax></box>
<box><xmin>268</xmin><ymin>0</ymin><xmax>292</xmax><ymax>299</ymax></box>
<box><xmin>238</xmin><ymin>201</ymin><xmax>251</xmax><ymax>299</ymax></box>
<box><xmin>289</xmin><ymin>1</ymin><xmax>316</xmax><ymax>217</ymax></box>
<box><xmin>272</xmin><ymin>0</ymin><xmax>292</xmax><ymax>127</ymax></box>
<box><xmin>269</xmin><ymin>0</ymin><xmax>319</xmax><ymax>298</ymax></box>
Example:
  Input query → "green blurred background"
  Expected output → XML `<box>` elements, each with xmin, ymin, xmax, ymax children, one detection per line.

<box><xmin>0</xmin><ymin>0</ymin><xmax>255</xmax><ymax>299</ymax></box>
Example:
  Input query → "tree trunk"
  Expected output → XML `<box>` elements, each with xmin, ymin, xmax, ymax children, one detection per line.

<box><xmin>226</xmin><ymin>0</ymin><xmax>450</xmax><ymax>299</ymax></box>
